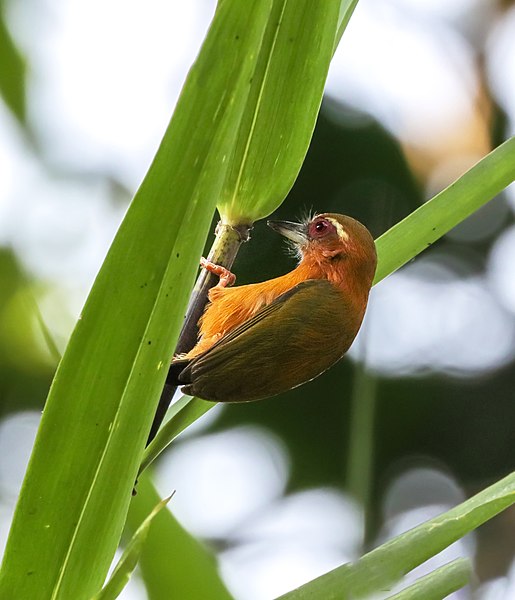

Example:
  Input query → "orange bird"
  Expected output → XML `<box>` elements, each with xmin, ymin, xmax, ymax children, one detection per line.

<box><xmin>168</xmin><ymin>213</ymin><xmax>377</xmax><ymax>402</ymax></box>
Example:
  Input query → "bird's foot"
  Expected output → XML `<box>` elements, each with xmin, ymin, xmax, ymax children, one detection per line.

<box><xmin>200</xmin><ymin>257</ymin><xmax>236</xmax><ymax>287</ymax></box>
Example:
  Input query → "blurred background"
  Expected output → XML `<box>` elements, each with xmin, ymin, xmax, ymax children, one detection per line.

<box><xmin>0</xmin><ymin>0</ymin><xmax>514</xmax><ymax>598</ymax></box>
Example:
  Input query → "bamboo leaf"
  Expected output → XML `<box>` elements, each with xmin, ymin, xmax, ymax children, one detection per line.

<box><xmin>217</xmin><ymin>0</ymin><xmax>341</xmax><ymax>224</ymax></box>
<box><xmin>91</xmin><ymin>495</ymin><xmax>172</xmax><ymax>600</ymax></box>
<box><xmin>277</xmin><ymin>472</ymin><xmax>514</xmax><ymax>599</ymax></box>
<box><xmin>335</xmin><ymin>1</ymin><xmax>359</xmax><ymax>52</ymax></box>
<box><xmin>385</xmin><ymin>559</ymin><xmax>471</xmax><ymax>600</ymax></box>
<box><xmin>0</xmin><ymin>2</ymin><xmax>345</xmax><ymax>598</ymax></box>
<box><xmin>374</xmin><ymin>136</ymin><xmax>515</xmax><ymax>284</ymax></box>
<box><xmin>0</xmin><ymin>2</ymin><xmax>274</xmax><ymax>598</ymax></box>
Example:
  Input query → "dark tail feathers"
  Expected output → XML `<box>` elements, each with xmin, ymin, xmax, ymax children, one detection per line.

<box><xmin>166</xmin><ymin>358</ymin><xmax>190</xmax><ymax>386</ymax></box>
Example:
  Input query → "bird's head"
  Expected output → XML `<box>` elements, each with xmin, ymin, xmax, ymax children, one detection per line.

<box><xmin>267</xmin><ymin>213</ymin><xmax>377</xmax><ymax>284</ymax></box>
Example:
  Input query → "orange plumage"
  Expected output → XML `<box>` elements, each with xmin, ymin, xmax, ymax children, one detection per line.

<box><xmin>169</xmin><ymin>213</ymin><xmax>377</xmax><ymax>402</ymax></box>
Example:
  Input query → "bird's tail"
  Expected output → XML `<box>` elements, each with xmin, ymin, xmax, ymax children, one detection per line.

<box><xmin>146</xmin><ymin>358</ymin><xmax>190</xmax><ymax>446</ymax></box>
<box><xmin>166</xmin><ymin>358</ymin><xmax>190</xmax><ymax>386</ymax></box>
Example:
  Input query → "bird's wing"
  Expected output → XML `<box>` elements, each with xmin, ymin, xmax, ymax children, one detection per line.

<box><xmin>166</xmin><ymin>287</ymin><xmax>292</xmax><ymax>386</ymax></box>
<box><xmin>177</xmin><ymin>279</ymin><xmax>358</xmax><ymax>402</ymax></box>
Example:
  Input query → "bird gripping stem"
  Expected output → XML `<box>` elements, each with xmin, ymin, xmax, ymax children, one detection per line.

<box><xmin>146</xmin><ymin>220</ymin><xmax>252</xmax><ymax>445</ymax></box>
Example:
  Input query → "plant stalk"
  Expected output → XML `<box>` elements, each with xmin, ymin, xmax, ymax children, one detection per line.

<box><xmin>346</xmin><ymin>361</ymin><xmax>377</xmax><ymax>544</ymax></box>
<box><xmin>146</xmin><ymin>220</ymin><xmax>252</xmax><ymax>445</ymax></box>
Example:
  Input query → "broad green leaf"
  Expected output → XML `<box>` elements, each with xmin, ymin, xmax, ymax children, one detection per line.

<box><xmin>127</xmin><ymin>475</ymin><xmax>233</xmax><ymax>600</ymax></box>
<box><xmin>217</xmin><ymin>0</ymin><xmax>341</xmax><ymax>224</ymax></box>
<box><xmin>386</xmin><ymin>559</ymin><xmax>471</xmax><ymax>600</ymax></box>
<box><xmin>374</xmin><ymin>136</ymin><xmax>515</xmax><ymax>284</ymax></box>
<box><xmin>0</xmin><ymin>2</ymin><xmax>346</xmax><ymax>597</ymax></box>
<box><xmin>277</xmin><ymin>471</ymin><xmax>514</xmax><ymax>599</ymax></box>
<box><xmin>0</xmin><ymin>2</ymin><xmax>273</xmax><ymax>598</ymax></box>
<box><xmin>91</xmin><ymin>495</ymin><xmax>172</xmax><ymax>600</ymax></box>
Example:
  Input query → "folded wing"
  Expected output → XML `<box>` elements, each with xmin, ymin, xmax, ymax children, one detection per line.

<box><xmin>172</xmin><ymin>279</ymin><xmax>362</xmax><ymax>402</ymax></box>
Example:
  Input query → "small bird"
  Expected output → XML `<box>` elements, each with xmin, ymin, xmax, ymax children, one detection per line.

<box><xmin>168</xmin><ymin>213</ymin><xmax>377</xmax><ymax>402</ymax></box>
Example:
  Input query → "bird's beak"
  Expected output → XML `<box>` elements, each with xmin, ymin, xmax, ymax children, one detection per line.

<box><xmin>267</xmin><ymin>219</ymin><xmax>308</xmax><ymax>245</ymax></box>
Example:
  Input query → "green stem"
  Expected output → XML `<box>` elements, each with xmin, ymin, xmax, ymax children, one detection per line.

<box><xmin>176</xmin><ymin>221</ymin><xmax>252</xmax><ymax>354</ymax></box>
<box><xmin>346</xmin><ymin>361</ymin><xmax>377</xmax><ymax>543</ymax></box>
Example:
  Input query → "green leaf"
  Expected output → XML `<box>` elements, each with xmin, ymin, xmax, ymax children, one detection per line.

<box><xmin>335</xmin><ymin>1</ymin><xmax>359</xmax><ymax>52</ymax></box>
<box><xmin>0</xmin><ymin>2</ymin><xmax>346</xmax><ymax>597</ymax></box>
<box><xmin>0</xmin><ymin>2</ymin><xmax>274</xmax><ymax>598</ymax></box>
<box><xmin>91</xmin><ymin>494</ymin><xmax>172</xmax><ymax>600</ymax></box>
<box><xmin>277</xmin><ymin>471</ymin><xmax>514</xmax><ymax>599</ymax></box>
<box><xmin>126</xmin><ymin>475</ymin><xmax>233</xmax><ymax>600</ymax></box>
<box><xmin>374</xmin><ymin>136</ymin><xmax>515</xmax><ymax>284</ymax></box>
<box><xmin>140</xmin><ymin>396</ymin><xmax>213</xmax><ymax>477</ymax></box>
<box><xmin>385</xmin><ymin>559</ymin><xmax>471</xmax><ymax>600</ymax></box>
<box><xmin>217</xmin><ymin>0</ymin><xmax>340</xmax><ymax>225</ymax></box>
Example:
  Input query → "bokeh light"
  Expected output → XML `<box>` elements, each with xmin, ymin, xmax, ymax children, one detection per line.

<box><xmin>0</xmin><ymin>412</ymin><xmax>41</xmax><ymax>556</ymax></box>
<box><xmin>351</xmin><ymin>257</ymin><xmax>515</xmax><ymax>376</ymax></box>
<box><xmin>155</xmin><ymin>426</ymin><xmax>289</xmax><ymax>539</ymax></box>
<box><xmin>219</xmin><ymin>488</ymin><xmax>363</xmax><ymax>599</ymax></box>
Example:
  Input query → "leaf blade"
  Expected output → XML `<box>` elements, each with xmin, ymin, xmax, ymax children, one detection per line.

<box><xmin>0</xmin><ymin>2</ymin><xmax>273</xmax><ymax>598</ymax></box>
<box><xmin>127</xmin><ymin>475</ymin><xmax>233</xmax><ymax>600</ymax></box>
<box><xmin>278</xmin><ymin>472</ymin><xmax>514</xmax><ymax>599</ymax></box>
<box><xmin>374</xmin><ymin>136</ymin><xmax>515</xmax><ymax>284</ymax></box>
<box><xmin>91</xmin><ymin>495</ymin><xmax>172</xmax><ymax>600</ymax></box>
<box><xmin>385</xmin><ymin>558</ymin><xmax>471</xmax><ymax>600</ymax></box>
<box><xmin>218</xmin><ymin>0</ymin><xmax>341</xmax><ymax>224</ymax></box>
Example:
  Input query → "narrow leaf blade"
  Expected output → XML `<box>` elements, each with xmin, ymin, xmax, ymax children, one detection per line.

<box><xmin>278</xmin><ymin>472</ymin><xmax>514</xmax><ymax>599</ymax></box>
<box><xmin>0</xmin><ymin>2</ymin><xmax>272</xmax><ymax>598</ymax></box>
<box><xmin>218</xmin><ymin>0</ymin><xmax>341</xmax><ymax>224</ymax></box>
<box><xmin>92</xmin><ymin>496</ymin><xmax>172</xmax><ymax>600</ymax></box>
<box><xmin>385</xmin><ymin>558</ymin><xmax>471</xmax><ymax>600</ymax></box>
<box><xmin>374</xmin><ymin>136</ymin><xmax>515</xmax><ymax>284</ymax></box>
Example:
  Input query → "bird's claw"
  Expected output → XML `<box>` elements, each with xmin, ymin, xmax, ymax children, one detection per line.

<box><xmin>200</xmin><ymin>257</ymin><xmax>236</xmax><ymax>287</ymax></box>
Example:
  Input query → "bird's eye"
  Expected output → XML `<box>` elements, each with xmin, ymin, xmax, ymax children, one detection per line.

<box><xmin>309</xmin><ymin>219</ymin><xmax>334</xmax><ymax>238</ymax></box>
